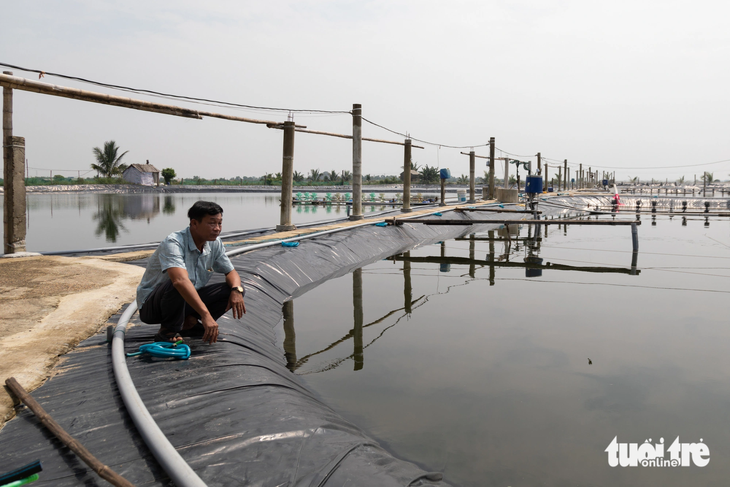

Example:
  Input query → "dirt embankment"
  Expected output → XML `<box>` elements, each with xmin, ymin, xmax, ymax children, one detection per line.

<box><xmin>0</xmin><ymin>256</ymin><xmax>143</xmax><ymax>428</ymax></box>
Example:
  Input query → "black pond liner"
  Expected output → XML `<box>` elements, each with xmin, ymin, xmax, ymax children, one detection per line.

<box><xmin>0</xmin><ymin>198</ymin><xmax>602</xmax><ymax>486</ymax></box>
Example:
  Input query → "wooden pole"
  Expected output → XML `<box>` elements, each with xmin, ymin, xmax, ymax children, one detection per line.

<box><xmin>563</xmin><ymin>160</ymin><xmax>568</xmax><ymax>191</ymax></box>
<box><xmin>579</xmin><ymin>164</ymin><xmax>583</xmax><ymax>188</ymax></box>
<box><xmin>351</xmin><ymin>104</ymin><xmax>363</xmax><ymax>220</ymax></box>
<box><xmin>488</xmin><ymin>136</ymin><xmax>495</xmax><ymax>199</ymax></box>
<box><xmin>536</xmin><ymin>152</ymin><xmax>541</xmax><ymax>175</ymax></box>
<box><xmin>440</xmin><ymin>176</ymin><xmax>446</xmax><ymax>207</ymax></box>
<box><xmin>504</xmin><ymin>149</ymin><xmax>509</xmax><ymax>189</ymax></box>
<box><xmin>5</xmin><ymin>377</ymin><xmax>135</xmax><ymax>487</ymax></box>
<box><xmin>558</xmin><ymin>167</ymin><xmax>562</xmax><ymax>191</ymax></box>
<box><xmin>402</xmin><ymin>138</ymin><xmax>413</xmax><ymax>213</ymax></box>
<box><xmin>3</xmin><ymin>71</ymin><xmax>27</xmax><ymax>254</ymax></box>
<box><xmin>544</xmin><ymin>162</ymin><xmax>548</xmax><ymax>191</ymax></box>
<box><xmin>277</xmin><ymin>120</ymin><xmax>296</xmax><ymax>231</ymax></box>
<box><xmin>468</xmin><ymin>150</ymin><xmax>476</xmax><ymax>203</ymax></box>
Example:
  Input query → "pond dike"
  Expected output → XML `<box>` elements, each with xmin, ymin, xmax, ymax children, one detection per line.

<box><xmin>0</xmin><ymin>197</ymin><xmax>597</xmax><ymax>486</ymax></box>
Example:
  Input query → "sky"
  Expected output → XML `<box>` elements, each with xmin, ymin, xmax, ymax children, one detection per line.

<box><xmin>1</xmin><ymin>0</ymin><xmax>729</xmax><ymax>182</ymax></box>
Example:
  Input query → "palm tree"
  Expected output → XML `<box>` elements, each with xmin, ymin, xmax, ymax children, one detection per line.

<box><xmin>341</xmin><ymin>170</ymin><xmax>352</xmax><ymax>184</ymax></box>
<box><xmin>293</xmin><ymin>170</ymin><xmax>304</xmax><ymax>182</ymax></box>
<box><xmin>419</xmin><ymin>165</ymin><xmax>439</xmax><ymax>184</ymax></box>
<box><xmin>91</xmin><ymin>141</ymin><xmax>129</xmax><ymax>177</ymax></box>
<box><xmin>677</xmin><ymin>175</ymin><xmax>685</xmax><ymax>185</ymax></box>
<box><xmin>308</xmin><ymin>169</ymin><xmax>322</xmax><ymax>183</ymax></box>
<box><xmin>701</xmin><ymin>171</ymin><xmax>714</xmax><ymax>183</ymax></box>
<box><xmin>322</xmin><ymin>170</ymin><xmax>337</xmax><ymax>182</ymax></box>
<box><xmin>457</xmin><ymin>174</ymin><xmax>469</xmax><ymax>184</ymax></box>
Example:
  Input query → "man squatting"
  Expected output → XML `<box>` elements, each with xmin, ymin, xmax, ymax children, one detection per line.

<box><xmin>136</xmin><ymin>201</ymin><xmax>245</xmax><ymax>344</ymax></box>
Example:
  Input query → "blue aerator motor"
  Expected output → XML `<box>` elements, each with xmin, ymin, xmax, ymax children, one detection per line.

<box><xmin>525</xmin><ymin>175</ymin><xmax>543</xmax><ymax>194</ymax></box>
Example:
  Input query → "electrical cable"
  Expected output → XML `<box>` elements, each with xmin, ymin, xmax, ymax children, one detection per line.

<box><xmin>494</xmin><ymin>147</ymin><xmax>536</xmax><ymax>159</ymax></box>
<box><xmin>540</xmin><ymin>154</ymin><xmax>730</xmax><ymax>171</ymax></box>
<box><xmin>0</xmin><ymin>62</ymin><xmax>349</xmax><ymax>115</ymax></box>
<box><xmin>361</xmin><ymin>117</ymin><xmax>490</xmax><ymax>149</ymax></box>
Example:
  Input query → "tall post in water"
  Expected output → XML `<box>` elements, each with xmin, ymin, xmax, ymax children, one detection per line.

<box><xmin>350</xmin><ymin>103</ymin><xmax>363</xmax><ymax>220</ymax></box>
<box><xmin>276</xmin><ymin>120</ymin><xmax>296</xmax><ymax>232</ymax></box>
<box><xmin>403</xmin><ymin>251</ymin><xmax>412</xmax><ymax>315</ymax></box>
<box><xmin>558</xmin><ymin>167</ymin><xmax>562</xmax><ymax>191</ymax></box>
<box><xmin>563</xmin><ymin>160</ymin><xmax>568</xmax><ymax>190</ymax></box>
<box><xmin>440</xmin><ymin>176</ymin><xmax>446</xmax><ymax>207</ymax></box>
<box><xmin>402</xmin><ymin>138</ymin><xmax>413</xmax><ymax>213</ymax></box>
<box><xmin>579</xmin><ymin>163</ymin><xmax>583</xmax><ymax>189</ymax></box>
<box><xmin>3</xmin><ymin>71</ymin><xmax>27</xmax><ymax>254</ymax></box>
<box><xmin>545</xmin><ymin>163</ymin><xmax>549</xmax><ymax>191</ymax></box>
<box><xmin>503</xmin><ymin>154</ymin><xmax>509</xmax><ymax>189</ymax></box>
<box><xmin>468</xmin><ymin>150</ymin><xmax>476</xmax><ymax>203</ymax></box>
<box><xmin>488</xmin><ymin>137</ymin><xmax>495</xmax><ymax>199</ymax></box>
<box><xmin>536</xmin><ymin>152</ymin><xmax>541</xmax><ymax>176</ymax></box>
<box><xmin>469</xmin><ymin>234</ymin><xmax>476</xmax><ymax>278</ymax></box>
<box><xmin>282</xmin><ymin>301</ymin><xmax>296</xmax><ymax>371</ymax></box>
<box><xmin>352</xmin><ymin>268</ymin><xmax>364</xmax><ymax>371</ymax></box>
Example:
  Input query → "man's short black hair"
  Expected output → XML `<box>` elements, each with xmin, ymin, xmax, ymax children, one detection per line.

<box><xmin>188</xmin><ymin>201</ymin><xmax>223</xmax><ymax>221</ymax></box>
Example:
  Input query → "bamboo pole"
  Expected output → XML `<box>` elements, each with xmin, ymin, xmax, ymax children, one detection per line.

<box><xmin>293</xmin><ymin>128</ymin><xmax>424</xmax><ymax>148</ymax></box>
<box><xmin>5</xmin><ymin>377</ymin><xmax>135</xmax><ymax>487</ymax></box>
<box><xmin>0</xmin><ymin>73</ymin><xmax>281</xmax><ymax>125</ymax></box>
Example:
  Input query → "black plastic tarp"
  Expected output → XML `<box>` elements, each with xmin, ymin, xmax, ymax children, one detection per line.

<box><xmin>0</xmin><ymin>199</ymin><xmax>591</xmax><ymax>486</ymax></box>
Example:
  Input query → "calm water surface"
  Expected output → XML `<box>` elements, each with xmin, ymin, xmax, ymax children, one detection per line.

<box><xmin>278</xmin><ymin>214</ymin><xmax>730</xmax><ymax>486</ymax></box>
<box><xmin>0</xmin><ymin>192</ymin><xmax>394</xmax><ymax>252</ymax></box>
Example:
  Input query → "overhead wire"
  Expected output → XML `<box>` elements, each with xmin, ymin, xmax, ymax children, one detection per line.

<box><xmin>361</xmin><ymin>117</ymin><xmax>490</xmax><ymax>149</ymax></box>
<box><xmin>0</xmin><ymin>61</ymin><xmax>350</xmax><ymax>115</ymax></box>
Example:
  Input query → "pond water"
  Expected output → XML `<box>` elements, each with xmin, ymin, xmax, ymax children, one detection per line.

<box><xmin>0</xmin><ymin>192</ymin><xmax>402</xmax><ymax>253</ymax></box>
<box><xmin>278</xmin><ymin>213</ymin><xmax>730</xmax><ymax>486</ymax></box>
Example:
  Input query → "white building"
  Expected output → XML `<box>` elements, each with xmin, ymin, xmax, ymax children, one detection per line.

<box><xmin>122</xmin><ymin>162</ymin><xmax>160</xmax><ymax>186</ymax></box>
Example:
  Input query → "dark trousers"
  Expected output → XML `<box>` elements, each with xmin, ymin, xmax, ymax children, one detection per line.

<box><xmin>139</xmin><ymin>280</ymin><xmax>231</xmax><ymax>332</ymax></box>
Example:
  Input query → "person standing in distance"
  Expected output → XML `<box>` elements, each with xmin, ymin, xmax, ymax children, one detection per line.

<box><xmin>136</xmin><ymin>200</ymin><xmax>245</xmax><ymax>344</ymax></box>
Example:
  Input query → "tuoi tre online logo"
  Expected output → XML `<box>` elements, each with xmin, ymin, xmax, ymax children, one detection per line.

<box><xmin>606</xmin><ymin>436</ymin><xmax>709</xmax><ymax>468</ymax></box>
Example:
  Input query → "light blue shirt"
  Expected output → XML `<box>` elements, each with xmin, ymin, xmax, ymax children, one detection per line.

<box><xmin>136</xmin><ymin>227</ymin><xmax>234</xmax><ymax>307</ymax></box>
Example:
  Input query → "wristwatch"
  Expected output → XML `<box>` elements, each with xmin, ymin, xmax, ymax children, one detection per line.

<box><xmin>232</xmin><ymin>286</ymin><xmax>244</xmax><ymax>293</ymax></box>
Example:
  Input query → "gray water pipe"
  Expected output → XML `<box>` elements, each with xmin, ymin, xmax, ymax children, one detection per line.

<box><xmin>112</xmin><ymin>302</ymin><xmax>208</xmax><ymax>487</ymax></box>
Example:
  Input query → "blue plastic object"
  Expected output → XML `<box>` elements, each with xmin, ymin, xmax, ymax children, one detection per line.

<box><xmin>439</xmin><ymin>168</ymin><xmax>451</xmax><ymax>179</ymax></box>
<box><xmin>525</xmin><ymin>175</ymin><xmax>543</xmax><ymax>194</ymax></box>
<box><xmin>281</xmin><ymin>241</ymin><xmax>300</xmax><ymax>247</ymax></box>
<box><xmin>432</xmin><ymin>212</ymin><xmax>443</xmax><ymax>216</ymax></box>
<box><xmin>126</xmin><ymin>342</ymin><xmax>191</xmax><ymax>360</ymax></box>
<box><xmin>374</xmin><ymin>222</ymin><xmax>388</xmax><ymax>227</ymax></box>
<box><xmin>498</xmin><ymin>204</ymin><xmax>504</xmax><ymax>208</ymax></box>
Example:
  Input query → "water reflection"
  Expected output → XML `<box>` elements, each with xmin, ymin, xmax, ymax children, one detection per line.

<box><xmin>93</xmin><ymin>195</ymin><xmax>128</xmax><ymax>242</ymax></box>
<box><xmin>283</xmin><ymin>227</ymin><xmax>639</xmax><ymax>374</ymax></box>
<box><xmin>92</xmin><ymin>194</ymin><xmax>162</xmax><ymax>242</ymax></box>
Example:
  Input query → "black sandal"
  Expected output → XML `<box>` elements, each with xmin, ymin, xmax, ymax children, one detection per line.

<box><xmin>154</xmin><ymin>329</ymin><xmax>183</xmax><ymax>343</ymax></box>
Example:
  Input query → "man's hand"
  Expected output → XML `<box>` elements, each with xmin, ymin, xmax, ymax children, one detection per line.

<box><xmin>226</xmin><ymin>290</ymin><xmax>246</xmax><ymax>320</ymax></box>
<box><xmin>201</xmin><ymin>314</ymin><xmax>219</xmax><ymax>344</ymax></box>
